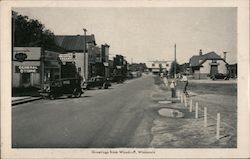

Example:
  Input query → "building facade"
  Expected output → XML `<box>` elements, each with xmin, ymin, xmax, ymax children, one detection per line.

<box><xmin>12</xmin><ymin>47</ymin><xmax>61</xmax><ymax>88</ymax></box>
<box><xmin>189</xmin><ymin>50</ymin><xmax>228</xmax><ymax>79</ymax></box>
<box><xmin>146</xmin><ymin>60</ymin><xmax>172</xmax><ymax>74</ymax></box>
<box><xmin>55</xmin><ymin>35</ymin><xmax>96</xmax><ymax>80</ymax></box>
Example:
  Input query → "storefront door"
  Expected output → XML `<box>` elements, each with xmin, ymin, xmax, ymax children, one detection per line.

<box><xmin>20</xmin><ymin>73</ymin><xmax>31</xmax><ymax>87</ymax></box>
<box><xmin>210</xmin><ymin>65</ymin><xmax>218</xmax><ymax>76</ymax></box>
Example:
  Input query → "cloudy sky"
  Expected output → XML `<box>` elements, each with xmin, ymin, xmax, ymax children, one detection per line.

<box><xmin>13</xmin><ymin>7</ymin><xmax>237</xmax><ymax>64</ymax></box>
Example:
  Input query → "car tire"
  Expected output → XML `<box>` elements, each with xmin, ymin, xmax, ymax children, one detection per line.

<box><xmin>74</xmin><ymin>91</ymin><xmax>81</xmax><ymax>98</ymax></box>
<box><xmin>104</xmin><ymin>83</ymin><xmax>108</xmax><ymax>89</ymax></box>
<box><xmin>73</xmin><ymin>89</ymin><xmax>81</xmax><ymax>98</ymax></box>
<box><xmin>49</xmin><ymin>94</ymin><xmax>55</xmax><ymax>100</ymax></box>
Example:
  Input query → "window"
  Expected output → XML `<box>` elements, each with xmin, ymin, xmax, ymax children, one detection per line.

<box><xmin>152</xmin><ymin>64</ymin><xmax>155</xmax><ymax>67</ymax></box>
<box><xmin>166</xmin><ymin>64</ymin><xmax>169</xmax><ymax>67</ymax></box>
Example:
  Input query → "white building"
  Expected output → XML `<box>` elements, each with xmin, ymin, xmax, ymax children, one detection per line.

<box><xmin>146</xmin><ymin>60</ymin><xmax>172</xmax><ymax>74</ymax></box>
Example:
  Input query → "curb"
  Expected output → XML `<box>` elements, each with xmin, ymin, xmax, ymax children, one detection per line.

<box><xmin>12</xmin><ymin>97</ymin><xmax>42</xmax><ymax>106</ymax></box>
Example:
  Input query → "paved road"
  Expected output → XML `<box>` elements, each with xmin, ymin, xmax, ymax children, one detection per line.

<box><xmin>12</xmin><ymin>75</ymin><xmax>156</xmax><ymax>148</ymax></box>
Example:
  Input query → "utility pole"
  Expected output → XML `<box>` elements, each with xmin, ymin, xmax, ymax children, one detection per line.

<box><xmin>83</xmin><ymin>28</ymin><xmax>87</xmax><ymax>81</ymax></box>
<box><xmin>174</xmin><ymin>44</ymin><xmax>176</xmax><ymax>79</ymax></box>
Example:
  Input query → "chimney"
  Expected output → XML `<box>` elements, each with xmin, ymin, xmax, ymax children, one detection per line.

<box><xmin>223</xmin><ymin>51</ymin><xmax>227</xmax><ymax>61</ymax></box>
<box><xmin>199</xmin><ymin>49</ymin><xmax>202</xmax><ymax>56</ymax></box>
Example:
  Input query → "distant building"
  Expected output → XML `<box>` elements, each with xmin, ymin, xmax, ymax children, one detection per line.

<box><xmin>113</xmin><ymin>55</ymin><xmax>128</xmax><ymax>78</ymax></box>
<box><xmin>146</xmin><ymin>60</ymin><xmax>172</xmax><ymax>74</ymax></box>
<box><xmin>55</xmin><ymin>34</ymin><xmax>96</xmax><ymax>80</ymax></box>
<box><xmin>128</xmin><ymin>63</ymin><xmax>147</xmax><ymax>72</ymax></box>
<box><xmin>189</xmin><ymin>50</ymin><xmax>228</xmax><ymax>79</ymax></box>
<box><xmin>179</xmin><ymin>63</ymin><xmax>190</xmax><ymax>74</ymax></box>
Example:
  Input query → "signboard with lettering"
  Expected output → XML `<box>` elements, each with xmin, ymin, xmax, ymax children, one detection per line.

<box><xmin>59</xmin><ymin>53</ymin><xmax>74</xmax><ymax>62</ymax></box>
<box><xmin>16</xmin><ymin>66</ymin><xmax>39</xmax><ymax>73</ymax></box>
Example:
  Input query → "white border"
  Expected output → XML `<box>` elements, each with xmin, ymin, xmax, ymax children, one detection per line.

<box><xmin>1</xmin><ymin>0</ymin><xmax>249</xmax><ymax>158</ymax></box>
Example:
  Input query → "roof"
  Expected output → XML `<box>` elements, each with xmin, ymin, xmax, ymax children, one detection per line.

<box><xmin>54</xmin><ymin>35</ymin><xmax>96</xmax><ymax>52</ymax></box>
<box><xmin>189</xmin><ymin>51</ymin><xmax>225</xmax><ymax>67</ymax></box>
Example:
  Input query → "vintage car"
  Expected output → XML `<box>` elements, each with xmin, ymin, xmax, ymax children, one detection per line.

<box><xmin>82</xmin><ymin>76</ymin><xmax>111</xmax><ymax>90</ymax></box>
<box><xmin>211</xmin><ymin>73</ymin><xmax>230</xmax><ymax>80</ymax></box>
<box><xmin>39</xmin><ymin>78</ymin><xmax>84</xmax><ymax>99</ymax></box>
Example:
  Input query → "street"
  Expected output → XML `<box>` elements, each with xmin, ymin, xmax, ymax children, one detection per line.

<box><xmin>12</xmin><ymin>74</ymin><xmax>237</xmax><ymax>148</ymax></box>
<box><xmin>12</xmin><ymin>75</ymin><xmax>156</xmax><ymax>148</ymax></box>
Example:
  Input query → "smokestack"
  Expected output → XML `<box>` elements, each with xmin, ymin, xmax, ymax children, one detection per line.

<box><xmin>223</xmin><ymin>52</ymin><xmax>227</xmax><ymax>61</ymax></box>
<box><xmin>199</xmin><ymin>49</ymin><xmax>202</xmax><ymax>56</ymax></box>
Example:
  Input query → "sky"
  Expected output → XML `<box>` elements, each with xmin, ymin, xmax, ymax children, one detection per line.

<box><xmin>13</xmin><ymin>7</ymin><xmax>237</xmax><ymax>64</ymax></box>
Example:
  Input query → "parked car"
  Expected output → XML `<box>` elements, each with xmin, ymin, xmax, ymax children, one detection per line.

<box><xmin>211</xmin><ymin>73</ymin><xmax>229</xmax><ymax>80</ymax></box>
<box><xmin>39</xmin><ymin>78</ymin><xmax>84</xmax><ymax>99</ymax></box>
<box><xmin>82</xmin><ymin>76</ymin><xmax>111</xmax><ymax>90</ymax></box>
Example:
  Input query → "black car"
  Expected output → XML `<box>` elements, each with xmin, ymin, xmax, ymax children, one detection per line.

<box><xmin>82</xmin><ymin>76</ymin><xmax>111</xmax><ymax>90</ymax></box>
<box><xmin>39</xmin><ymin>78</ymin><xmax>84</xmax><ymax>99</ymax></box>
<box><xmin>211</xmin><ymin>73</ymin><xmax>229</xmax><ymax>80</ymax></box>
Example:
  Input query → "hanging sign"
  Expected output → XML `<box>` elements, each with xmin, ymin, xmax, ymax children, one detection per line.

<box><xmin>15</xmin><ymin>53</ymin><xmax>27</xmax><ymax>62</ymax></box>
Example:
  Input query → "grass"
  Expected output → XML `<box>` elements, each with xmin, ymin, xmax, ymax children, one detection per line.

<box><xmin>152</xmin><ymin>76</ymin><xmax>237</xmax><ymax>147</ymax></box>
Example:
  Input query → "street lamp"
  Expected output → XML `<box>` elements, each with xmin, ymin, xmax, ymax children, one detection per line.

<box><xmin>83</xmin><ymin>28</ymin><xmax>87</xmax><ymax>80</ymax></box>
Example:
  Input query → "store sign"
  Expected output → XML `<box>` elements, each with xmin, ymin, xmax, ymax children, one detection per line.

<box><xmin>15</xmin><ymin>53</ymin><xmax>27</xmax><ymax>62</ymax></box>
<box><xmin>59</xmin><ymin>54</ymin><xmax>74</xmax><ymax>62</ymax></box>
<box><xmin>17</xmin><ymin>66</ymin><xmax>39</xmax><ymax>73</ymax></box>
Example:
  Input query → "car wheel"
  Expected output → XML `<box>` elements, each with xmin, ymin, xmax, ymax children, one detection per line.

<box><xmin>49</xmin><ymin>94</ymin><xmax>55</xmax><ymax>100</ymax></box>
<box><xmin>74</xmin><ymin>91</ymin><xmax>81</xmax><ymax>98</ymax></box>
<box><xmin>73</xmin><ymin>89</ymin><xmax>81</xmax><ymax>98</ymax></box>
<box><xmin>104</xmin><ymin>83</ymin><xmax>108</xmax><ymax>89</ymax></box>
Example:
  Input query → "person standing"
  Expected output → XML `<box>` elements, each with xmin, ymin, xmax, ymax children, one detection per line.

<box><xmin>181</xmin><ymin>73</ymin><xmax>189</xmax><ymax>96</ymax></box>
<box><xmin>163</xmin><ymin>76</ymin><xmax>168</xmax><ymax>88</ymax></box>
<box><xmin>170</xmin><ymin>80</ymin><xmax>176</xmax><ymax>98</ymax></box>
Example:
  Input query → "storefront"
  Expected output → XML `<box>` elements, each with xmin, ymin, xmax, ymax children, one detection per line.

<box><xmin>12</xmin><ymin>47</ymin><xmax>61</xmax><ymax>88</ymax></box>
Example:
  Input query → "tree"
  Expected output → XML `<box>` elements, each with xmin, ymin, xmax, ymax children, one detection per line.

<box><xmin>169</xmin><ymin>61</ymin><xmax>181</xmax><ymax>77</ymax></box>
<box><xmin>13</xmin><ymin>12</ymin><xmax>64</xmax><ymax>52</ymax></box>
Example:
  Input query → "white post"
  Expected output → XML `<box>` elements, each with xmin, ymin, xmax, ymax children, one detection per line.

<box><xmin>195</xmin><ymin>102</ymin><xmax>198</xmax><ymax>119</ymax></box>
<box><xmin>189</xmin><ymin>99</ymin><xmax>193</xmax><ymax>112</ymax></box>
<box><xmin>204</xmin><ymin>107</ymin><xmax>207</xmax><ymax>127</ymax></box>
<box><xmin>180</xmin><ymin>93</ymin><xmax>183</xmax><ymax>103</ymax></box>
<box><xmin>177</xmin><ymin>91</ymin><xmax>180</xmax><ymax>100</ymax></box>
<box><xmin>216</xmin><ymin>113</ymin><xmax>220</xmax><ymax>140</ymax></box>
<box><xmin>184</xmin><ymin>95</ymin><xmax>187</xmax><ymax>107</ymax></box>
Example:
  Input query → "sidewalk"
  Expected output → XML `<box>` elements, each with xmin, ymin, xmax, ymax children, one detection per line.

<box><xmin>12</xmin><ymin>96</ymin><xmax>42</xmax><ymax>106</ymax></box>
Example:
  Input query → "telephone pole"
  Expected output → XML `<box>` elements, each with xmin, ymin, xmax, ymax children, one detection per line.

<box><xmin>83</xmin><ymin>28</ymin><xmax>87</xmax><ymax>80</ymax></box>
<box><xmin>174</xmin><ymin>44</ymin><xmax>176</xmax><ymax>79</ymax></box>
